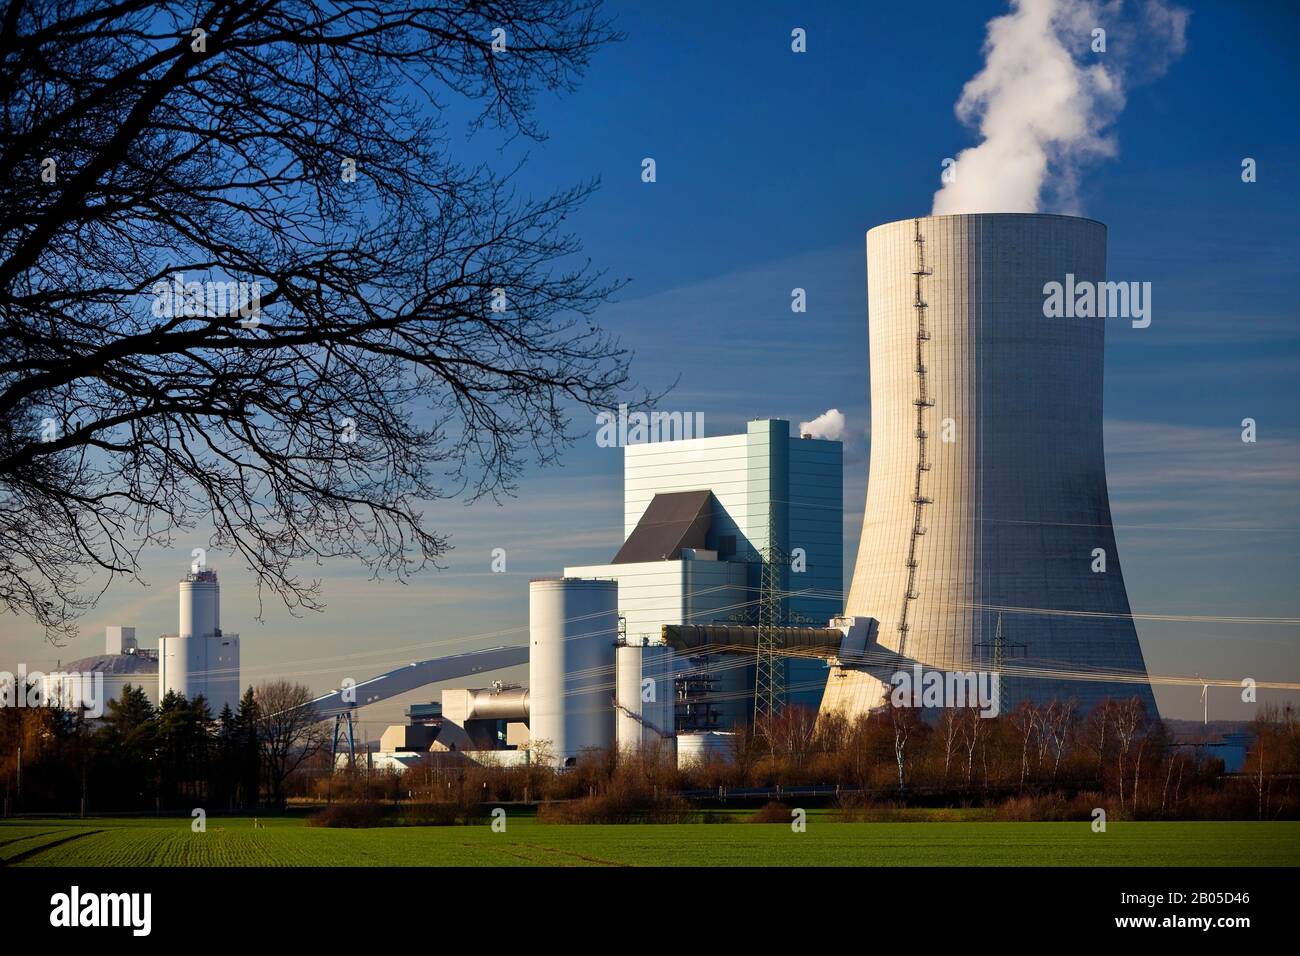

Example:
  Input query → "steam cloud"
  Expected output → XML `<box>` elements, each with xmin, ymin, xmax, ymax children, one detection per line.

<box><xmin>932</xmin><ymin>0</ymin><xmax>1188</xmax><ymax>215</ymax></box>
<box><xmin>799</xmin><ymin>408</ymin><xmax>846</xmax><ymax>441</ymax></box>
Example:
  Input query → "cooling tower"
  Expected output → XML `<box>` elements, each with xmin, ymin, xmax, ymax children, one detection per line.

<box><xmin>821</xmin><ymin>214</ymin><xmax>1157</xmax><ymax>719</ymax></box>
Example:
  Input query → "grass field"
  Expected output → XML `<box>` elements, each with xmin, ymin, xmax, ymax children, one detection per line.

<box><xmin>3</xmin><ymin>816</ymin><xmax>1297</xmax><ymax>866</ymax></box>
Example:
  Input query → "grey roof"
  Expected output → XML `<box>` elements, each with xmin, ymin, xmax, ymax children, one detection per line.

<box><xmin>612</xmin><ymin>490</ymin><xmax>713</xmax><ymax>564</ymax></box>
<box><xmin>58</xmin><ymin>654</ymin><xmax>158</xmax><ymax>675</ymax></box>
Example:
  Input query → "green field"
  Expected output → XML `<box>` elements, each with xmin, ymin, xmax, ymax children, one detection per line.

<box><xmin>3</xmin><ymin>816</ymin><xmax>1296</xmax><ymax>866</ymax></box>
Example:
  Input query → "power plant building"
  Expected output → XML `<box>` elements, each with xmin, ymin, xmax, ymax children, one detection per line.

<box><xmin>159</xmin><ymin>568</ymin><xmax>242</xmax><ymax>714</ymax></box>
<box><xmin>360</xmin><ymin>420</ymin><xmax>845</xmax><ymax>769</ymax></box>
<box><xmin>43</xmin><ymin>626</ymin><xmax>159</xmax><ymax>712</ymax></box>
<box><xmin>566</xmin><ymin>418</ymin><xmax>843</xmax><ymax>713</ymax></box>
<box><xmin>326</xmin><ymin>219</ymin><xmax>1161</xmax><ymax>770</ymax></box>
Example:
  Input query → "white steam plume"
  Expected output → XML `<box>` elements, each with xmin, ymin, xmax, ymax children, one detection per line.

<box><xmin>799</xmin><ymin>409</ymin><xmax>846</xmax><ymax>441</ymax></box>
<box><xmin>932</xmin><ymin>0</ymin><xmax>1188</xmax><ymax>215</ymax></box>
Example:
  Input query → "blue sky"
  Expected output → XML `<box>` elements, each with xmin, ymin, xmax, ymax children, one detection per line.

<box><xmin>6</xmin><ymin>0</ymin><xmax>1298</xmax><ymax>726</ymax></box>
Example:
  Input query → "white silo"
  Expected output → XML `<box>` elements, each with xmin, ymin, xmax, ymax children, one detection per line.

<box><xmin>822</xmin><ymin>214</ymin><xmax>1157</xmax><ymax>719</ymax></box>
<box><xmin>179</xmin><ymin>568</ymin><xmax>220</xmax><ymax>639</ymax></box>
<box><xmin>528</xmin><ymin>578</ymin><xmax>617</xmax><ymax>766</ymax></box>
<box><xmin>160</xmin><ymin>568</ymin><xmax>241</xmax><ymax>714</ymax></box>
<box><xmin>615</xmin><ymin>641</ymin><xmax>676</xmax><ymax>752</ymax></box>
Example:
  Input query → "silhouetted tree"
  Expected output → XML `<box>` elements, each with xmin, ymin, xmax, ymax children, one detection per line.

<box><xmin>1245</xmin><ymin>704</ymin><xmax>1300</xmax><ymax>820</ymax></box>
<box><xmin>212</xmin><ymin>702</ymin><xmax>237</xmax><ymax>810</ymax></box>
<box><xmin>0</xmin><ymin>699</ymin><xmax>79</xmax><ymax>810</ymax></box>
<box><xmin>254</xmin><ymin>680</ymin><xmax>324</xmax><ymax>808</ymax></box>
<box><xmin>157</xmin><ymin>690</ymin><xmax>214</xmax><ymax>806</ymax></box>
<box><xmin>0</xmin><ymin>1</ymin><xmax>635</xmax><ymax>641</ymax></box>
<box><xmin>93</xmin><ymin>682</ymin><xmax>157</xmax><ymax>808</ymax></box>
<box><xmin>234</xmin><ymin>686</ymin><xmax>261</xmax><ymax>807</ymax></box>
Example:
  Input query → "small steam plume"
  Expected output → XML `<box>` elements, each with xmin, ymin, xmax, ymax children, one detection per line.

<box><xmin>799</xmin><ymin>409</ymin><xmax>846</xmax><ymax>441</ymax></box>
<box><xmin>932</xmin><ymin>0</ymin><xmax>1188</xmax><ymax>215</ymax></box>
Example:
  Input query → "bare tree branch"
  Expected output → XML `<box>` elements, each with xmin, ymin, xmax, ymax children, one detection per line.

<box><xmin>0</xmin><ymin>1</ymin><xmax>638</xmax><ymax>641</ymax></box>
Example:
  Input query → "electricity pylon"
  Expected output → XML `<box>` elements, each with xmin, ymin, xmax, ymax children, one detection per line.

<box><xmin>754</xmin><ymin>508</ymin><xmax>786</xmax><ymax>724</ymax></box>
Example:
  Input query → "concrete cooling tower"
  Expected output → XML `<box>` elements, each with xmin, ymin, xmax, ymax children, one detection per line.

<box><xmin>821</xmin><ymin>213</ymin><xmax>1157</xmax><ymax>719</ymax></box>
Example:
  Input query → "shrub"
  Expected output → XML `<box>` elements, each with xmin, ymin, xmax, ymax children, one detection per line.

<box><xmin>994</xmin><ymin>791</ymin><xmax>1107</xmax><ymax>822</ymax></box>
<box><xmin>537</xmin><ymin>778</ymin><xmax>693</xmax><ymax>824</ymax></box>
<box><xmin>307</xmin><ymin>802</ymin><xmax>386</xmax><ymax>828</ymax></box>
<box><xmin>747</xmin><ymin>801</ymin><xmax>793</xmax><ymax>824</ymax></box>
<box><xmin>398</xmin><ymin>799</ymin><xmax>482</xmax><ymax>827</ymax></box>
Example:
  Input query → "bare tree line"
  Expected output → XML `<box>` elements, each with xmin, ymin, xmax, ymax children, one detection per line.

<box><xmin>314</xmin><ymin>698</ymin><xmax>1300</xmax><ymax>822</ymax></box>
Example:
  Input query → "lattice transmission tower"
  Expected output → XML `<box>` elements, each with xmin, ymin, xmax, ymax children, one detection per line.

<box><xmin>754</xmin><ymin>508</ymin><xmax>787</xmax><ymax>723</ymax></box>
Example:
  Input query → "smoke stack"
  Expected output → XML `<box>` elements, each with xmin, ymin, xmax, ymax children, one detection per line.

<box><xmin>798</xmin><ymin>408</ymin><xmax>846</xmax><ymax>441</ymax></box>
<box><xmin>822</xmin><ymin>213</ymin><xmax>1156</xmax><ymax>719</ymax></box>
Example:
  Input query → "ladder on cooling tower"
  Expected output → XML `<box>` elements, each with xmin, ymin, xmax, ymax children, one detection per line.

<box><xmin>898</xmin><ymin>219</ymin><xmax>934</xmax><ymax>657</ymax></box>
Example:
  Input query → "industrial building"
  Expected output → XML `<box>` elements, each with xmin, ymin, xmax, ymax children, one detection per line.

<box><xmin>44</xmin><ymin>567</ymin><xmax>247</xmax><ymax>717</ymax></box>
<box><xmin>44</xmin><ymin>626</ymin><xmax>160</xmax><ymax>710</ymax></box>
<box><xmin>339</xmin><ymin>419</ymin><xmax>846</xmax><ymax>769</ymax></box>
<box><xmin>565</xmin><ymin>418</ymin><xmax>843</xmax><ymax>714</ymax></box>
<box><xmin>159</xmin><ymin>568</ymin><xmax>242</xmax><ymax>714</ymax></box>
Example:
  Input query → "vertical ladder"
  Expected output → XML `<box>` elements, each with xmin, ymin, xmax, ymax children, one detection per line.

<box><xmin>898</xmin><ymin>219</ymin><xmax>934</xmax><ymax>657</ymax></box>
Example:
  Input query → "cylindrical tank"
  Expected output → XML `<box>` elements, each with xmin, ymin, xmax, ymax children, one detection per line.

<box><xmin>676</xmin><ymin>731</ymin><xmax>734</xmax><ymax>769</ymax></box>
<box><xmin>466</xmin><ymin>686</ymin><xmax>530</xmax><ymax>721</ymax></box>
<box><xmin>823</xmin><ymin>214</ymin><xmax>1156</xmax><ymax>719</ymax></box>
<box><xmin>160</xmin><ymin>632</ymin><xmax>240</xmax><ymax>713</ymax></box>
<box><xmin>179</xmin><ymin>569</ymin><xmax>220</xmax><ymax>638</ymax></box>
<box><xmin>615</xmin><ymin>642</ymin><xmax>676</xmax><ymax>752</ymax></box>
<box><xmin>528</xmin><ymin>578</ymin><xmax>617</xmax><ymax>766</ymax></box>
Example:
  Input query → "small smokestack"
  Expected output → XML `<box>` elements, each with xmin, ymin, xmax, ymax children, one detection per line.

<box><xmin>798</xmin><ymin>409</ymin><xmax>846</xmax><ymax>441</ymax></box>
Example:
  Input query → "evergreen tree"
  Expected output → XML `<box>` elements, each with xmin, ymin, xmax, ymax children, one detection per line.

<box><xmin>235</xmin><ymin>687</ymin><xmax>261</xmax><ymax>808</ymax></box>
<box><xmin>213</xmin><ymin>703</ymin><xmax>237</xmax><ymax>810</ymax></box>
<box><xmin>94</xmin><ymin>684</ymin><xmax>157</xmax><ymax>809</ymax></box>
<box><xmin>189</xmin><ymin>695</ymin><xmax>214</xmax><ymax>804</ymax></box>
<box><xmin>155</xmin><ymin>690</ymin><xmax>189</xmax><ymax>808</ymax></box>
